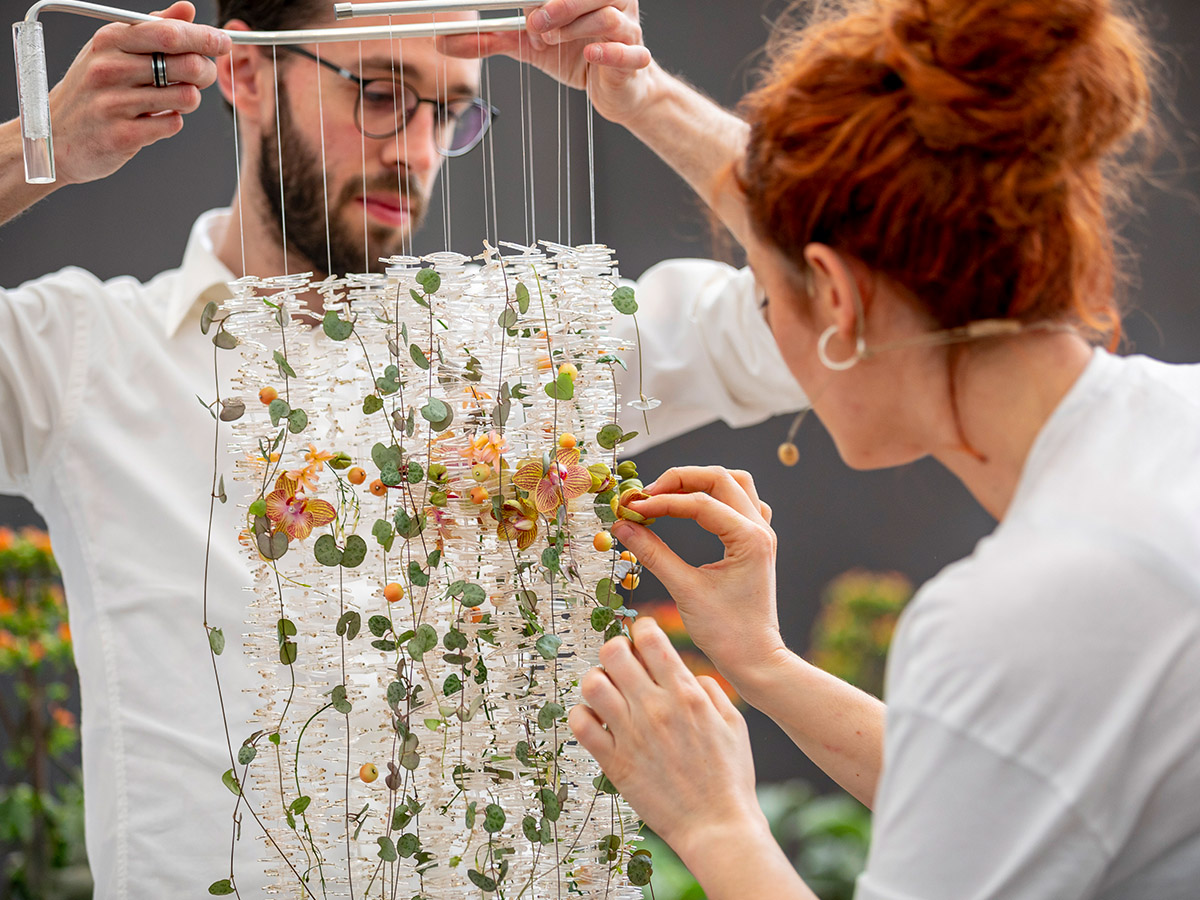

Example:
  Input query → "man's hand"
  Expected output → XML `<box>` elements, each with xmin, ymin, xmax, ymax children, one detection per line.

<box><xmin>438</xmin><ymin>1</ymin><xmax>655</xmax><ymax>126</ymax></box>
<box><xmin>48</xmin><ymin>1</ymin><xmax>230</xmax><ymax>186</ymax></box>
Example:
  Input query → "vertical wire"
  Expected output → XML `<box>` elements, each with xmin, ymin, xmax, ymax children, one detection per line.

<box><xmin>517</xmin><ymin>32</ymin><xmax>530</xmax><ymax>246</ymax></box>
<box><xmin>525</xmin><ymin>34</ymin><xmax>537</xmax><ymax>242</ymax></box>
<box><xmin>585</xmin><ymin>62</ymin><xmax>596</xmax><ymax>245</ymax></box>
<box><xmin>272</xmin><ymin>46</ymin><xmax>288</xmax><ymax>275</ymax></box>
<box><xmin>484</xmin><ymin>56</ymin><xmax>499</xmax><ymax>246</ymax></box>
<box><xmin>398</xmin><ymin>37</ymin><xmax>413</xmax><ymax>258</ymax></box>
<box><xmin>439</xmin><ymin>13</ymin><xmax>452</xmax><ymax>250</ymax></box>
<box><xmin>565</xmin><ymin>53</ymin><xmax>571</xmax><ymax>247</ymax></box>
<box><xmin>315</xmin><ymin>44</ymin><xmax>333</xmax><ymax>277</ymax></box>
<box><xmin>556</xmin><ymin>41</ymin><xmax>562</xmax><ymax>246</ymax></box>
<box><xmin>359</xmin><ymin>41</ymin><xmax>369</xmax><ymax>274</ymax></box>
<box><xmin>229</xmin><ymin>51</ymin><xmax>246</xmax><ymax>276</ymax></box>
<box><xmin>477</xmin><ymin>16</ymin><xmax>490</xmax><ymax>249</ymax></box>
<box><xmin>390</xmin><ymin>16</ymin><xmax>406</xmax><ymax>258</ymax></box>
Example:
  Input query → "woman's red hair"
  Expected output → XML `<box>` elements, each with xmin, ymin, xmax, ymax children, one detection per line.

<box><xmin>739</xmin><ymin>0</ymin><xmax>1157</xmax><ymax>345</ymax></box>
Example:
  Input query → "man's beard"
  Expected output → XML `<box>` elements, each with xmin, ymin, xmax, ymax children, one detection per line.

<box><xmin>258</xmin><ymin>83</ymin><xmax>427</xmax><ymax>277</ymax></box>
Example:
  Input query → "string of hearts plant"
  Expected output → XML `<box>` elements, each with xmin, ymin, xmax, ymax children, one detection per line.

<box><xmin>198</xmin><ymin>243</ymin><xmax>662</xmax><ymax>900</ymax></box>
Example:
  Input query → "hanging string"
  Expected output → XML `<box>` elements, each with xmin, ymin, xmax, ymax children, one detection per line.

<box><xmin>556</xmin><ymin>41</ymin><xmax>562</xmax><ymax>246</ymax></box>
<box><xmin>476</xmin><ymin>16</ymin><xmax>491</xmax><ymax>249</ymax></box>
<box><xmin>484</xmin><ymin>56</ymin><xmax>499</xmax><ymax>247</ymax></box>
<box><xmin>272</xmin><ymin>46</ymin><xmax>289</xmax><ymax>275</ymax></box>
<box><xmin>315</xmin><ymin>44</ymin><xmax>333</xmax><ymax>277</ymax></box>
<box><xmin>229</xmin><ymin>50</ymin><xmax>246</xmax><ymax>277</ymax></box>
<box><xmin>397</xmin><ymin>33</ymin><xmax>413</xmax><ymax>259</ymax></box>
<box><xmin>359</xmin><ymin>41</ymin><xmax>370</xmax><ymax>274</ymax></box>
<box><xmin>389</xmin><ymin>18</ymin><xmax>406</xmax><ymax>257</ymax></box>
<box><xmin>565</xmin><ymin>49</ymin><xmax>572</xmax><ymax>248</ymax></box>
<box><xmin>517</xmin><ymin>32</ymin><xmax>531</xmax><ymax>246</ymax></box>
<box><xmin>525</xmin><ymin>32</ymin><xmax>537</xmax><ymax>242</ymax></box>
<box><xmin>438</xmin><ymin>13</ymin><xmax>453</xmax><ymax>250</ymax></box>
<box><xmin>585</xmin><ymin>61</ymin><xmax>596</xmax><ymax>245</ymax></box>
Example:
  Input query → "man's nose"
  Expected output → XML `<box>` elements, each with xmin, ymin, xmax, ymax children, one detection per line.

<box><xmin>382</xmin><ymin>103</ymin><xmax>441</xmax><ymax>180</ymax></box>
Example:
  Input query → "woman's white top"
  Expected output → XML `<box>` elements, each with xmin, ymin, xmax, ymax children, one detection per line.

<box><xmin>858</xmin><ymin>349</ymin><xmax>1200</xmax><ymax>899</ymax></box>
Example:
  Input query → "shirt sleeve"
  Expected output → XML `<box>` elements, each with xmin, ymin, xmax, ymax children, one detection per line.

<box><xmin>856</xmin><ymin>708</ymin><xmax>1111</xmax><ymax>900</ymax></box>
<box><xmin>611</xmin><ymin>259</ymin><xmax>809</xmax><ymax>455</ymax></box>
<box><xmin>0</xmin><ymin>272</ymin><xmax>92</xmax><ymax>494</ymax></box>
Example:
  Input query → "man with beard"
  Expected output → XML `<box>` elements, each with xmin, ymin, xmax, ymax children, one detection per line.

<box><xmin>0</xmin><ymin>0</ymin><xmax>805</xmax><ymax>896</ymax></box>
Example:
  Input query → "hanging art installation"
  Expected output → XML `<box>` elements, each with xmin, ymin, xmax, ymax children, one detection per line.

<box><xmin>14</xmin><ymin>1</ymin><xmax>663</xmax><ymax>897</ymax></box>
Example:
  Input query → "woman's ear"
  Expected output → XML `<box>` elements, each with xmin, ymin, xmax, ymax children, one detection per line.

<box><xmin>215</xmin><ymin>20</ymin><xmax>270</xmax><ymax>124</ymax></box>
<box><xmin>803</xmin><ymin>243</ymin><xmax>863</xmax><ymax>342</ymax></box>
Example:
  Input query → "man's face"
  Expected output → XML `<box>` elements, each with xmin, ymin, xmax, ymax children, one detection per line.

<box><xmin>257</xmin><ymin>19</ymin><xmax>482</xmax><ymax>276</ymax></box>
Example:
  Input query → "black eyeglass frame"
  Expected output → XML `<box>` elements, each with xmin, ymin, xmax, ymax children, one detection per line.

<box><xmin>279</xmin><ymin>45</ymin><xmax>499</xmax><ymax>157</ymax></box>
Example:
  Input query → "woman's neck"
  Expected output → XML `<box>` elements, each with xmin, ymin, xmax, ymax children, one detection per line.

<box><xmin>933</xmin><ymin>332</ymin><xmax>1096</xmax><ymax>520</ymax></box>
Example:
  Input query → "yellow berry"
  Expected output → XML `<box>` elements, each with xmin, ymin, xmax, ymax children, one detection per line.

<box><xmin>359</xmin><ymin>763</ymin><xmax>379</xmax><ymax>784</ymax></box>
<box><xmin>621</xmin><ymin>573</ymin><xmax>640</xmax><ymax>591</ymax></box>
<box><xmin>593</xmin><ymin>531</ymin><xmax>614</xmax><ymax>552</ymax></box>
<box><xmin>348</xmin><ymin>466</ymin><xmax>366</xmax><ymax>485</ymax></box>
<box><xmin>384</xmin><ymin>582</ymin><xmax>405</xmax><ymax>603</ymax></box>
<box><xmin>558</xmin><ymin>432</ymin><xmax>578</xmax><ymax>451</ymax></box>
<box><xmin>369</xmin><ymin>479</ymin><xmax>387</xmax><ymax>497</ymax></box>
<box><xmin>558</xmin><ymin>362</ymin><xmax>578</xmax><ymax>381</ymax></box>
<box><xmin>620</xmin><ymin>550</ymin><xmax>637</xmax><ymax>565</ymax></box>
<box><xmin>259</xmin><ymin>386</ymin><xmax>278</xmax><ymax>405</ymax></box>
<box><xmin>471</xmin><ymin>463</ymin><xmax>491</xmax><ymax>482</ymax></box>
<box><xmin>777</xmin><ymin>442</ymin><xmax>800</xmax><ymax>467</ymax></box>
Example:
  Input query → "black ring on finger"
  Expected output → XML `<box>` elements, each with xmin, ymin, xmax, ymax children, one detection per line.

<box><xmin>152</xmin><ymin>52</ymin><xmax>169</xmax><ymax>89</ymax></box>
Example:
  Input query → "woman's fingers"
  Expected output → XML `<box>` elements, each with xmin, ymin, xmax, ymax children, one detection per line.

<box><xmin>579</xmin><ymin>667</ymin><xmax>630</xmax><ymax>730</ymax></box>
<box><xmin>629</xmin><ymin>617</ymin><xmax>694</xmax><ymax>689</ymax></box>
<box><xmin>529</xmin><ymin>0</ymin><xmax>633</xmax><ymax>35</ymax></box>
<box><xmin>568</xmin><ymin>704</ymin><xmax>615</xmax><ymax>761</ymax></box>
<box><xmin>537</xmin><ymin>7</ymin><xmax>640</xmax><ymax>47</ymax></box>
<box><xmin>597</xmin><ymin>633</ymin><xmax>656</xmax><ymax>701</ymax></box>
<box><xmin>583</xmin><ymin>42</ymin><xmax>652</xmax><ymax>69</ymax></box>
<box><xmin>646</xmin><ymin>466</ymin><xmax>767</xmax><ymax>524</ymax></box>
<box><xmin>610</xmin><ymin>520</ymin><xmax>694</xmax><ymax>595</ymax></box>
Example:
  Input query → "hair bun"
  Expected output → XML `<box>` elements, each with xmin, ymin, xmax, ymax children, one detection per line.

<box><xmin>881</xmin><ymin>0</ymin><xmax>1151</xmax><ymax>161</ymax></box>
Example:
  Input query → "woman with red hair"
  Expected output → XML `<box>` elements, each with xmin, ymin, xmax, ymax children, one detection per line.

<box><xmin>568</xmin><ymin>1</ymin><xmax>1200</xmax><ymax>897</ymax></box>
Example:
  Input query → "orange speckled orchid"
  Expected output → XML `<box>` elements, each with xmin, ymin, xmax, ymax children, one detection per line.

<box><xmin>495</xmin><ymin>498</ymin><xmax>540</xmax><ymax>550</ymax></box>
<box><xmin>265</xmin><ymin>473</ymin><xmax>337</xmax><ymax>542</ymax></box>
<box><xmin>512</xmin><ymin>448</ymin><xmax>593</xmax><ymax>515</ymax></box>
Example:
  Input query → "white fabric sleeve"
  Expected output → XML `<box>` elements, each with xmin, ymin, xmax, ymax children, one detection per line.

<box><xmin>856</xmin><ymin>708</ymin><xmax>1111</xmax><ymax>900</ymax></box>
<box><xmin>0</xmin><ymin>272</ymin><xmax>92</xmax><ymax>494</ymax></box>
<box><xmin>611</xmin><ymin>259</ymin><xmax>808</xmax><ymax>455</ymax></box>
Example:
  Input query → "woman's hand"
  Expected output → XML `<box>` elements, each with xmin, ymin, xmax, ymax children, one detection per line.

<box><xmin>438</xmin><ymin>1</ymin><xmax>657</xmax><ymax>126</ymax></box>
<box><xmin>48</xmin><ymin>2</ymin><xmax>230</xmax><ymax>186</ymax></box>
<box><xmin>612</xmin><ymin>466</ymin><xmax>787</xmax><ymax>685</ymax></box>
<box><xmin>569</xmin><ymin>617</ymin><xmax>769</xmax><ymax>855</ymax></box>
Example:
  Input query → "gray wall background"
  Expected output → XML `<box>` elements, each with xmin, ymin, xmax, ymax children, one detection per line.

<box><xmin>1</xmin><ymin>0</ymin><xmax>1197</xmax><ymax>789</ymax></box>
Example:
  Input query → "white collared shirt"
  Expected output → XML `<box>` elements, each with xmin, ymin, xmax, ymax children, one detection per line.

<box><xmin>0</xmin><ymin>209</ymin><xmax>806</xmax><ymax>898</ymax></box>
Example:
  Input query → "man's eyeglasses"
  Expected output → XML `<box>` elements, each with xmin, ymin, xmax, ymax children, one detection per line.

<box><xmin>281</xmin><ymin>46</ymin><xmax>498</xmax><ymax>158</ymax></box>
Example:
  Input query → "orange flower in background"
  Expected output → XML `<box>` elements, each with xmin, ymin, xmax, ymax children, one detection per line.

<box><xmin>22</xmin><ymin>528</ymin><xmax>52</xmax><ymax>554</ymax></box>
<box><xmin>0</xmin><ymin>527</ymin><xmax>13</xmax><ymax>551</ymax></box>
<box><xmin>462</xmin><ymin>430</ymin><xmax>510</xmax><ymax>473</ymax></box>
<box><xmin>57</xmin><ymin>622</ymin><xmax>71</xmax><ymax>644</ymax></box>
<box><xmin>50</xmin><ymin>706</ymin><xmax>76</xmax><ymax>730</ymax></box>
<box><xmin>0</xmin><ymin>595</ymin><xmax>15</xmax><ymax>617</ymax></box>
<box><xmin>494</xmin><ymin>498</ymin><xmax>540</xmax><ymax>551</ymax></box>
<box><xmin>513</xmin><ymin>448</ymin><xmax>592</xmax><ymax>515</ymax></box>
<box><xmin>265</xmin><ymin>473</ymin><xmax>337</xmax><ymax>541</ymax></box>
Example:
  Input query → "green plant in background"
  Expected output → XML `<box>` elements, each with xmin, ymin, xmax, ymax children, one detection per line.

<box><xmin>0</xmin><ymin>527</ymin><xmax>90</xmax><ymax>900</ymax></box>
<box><xmin>636</xmin><ymin>570</ymin><xmax>913</xmax><ymax>900</ymax></box>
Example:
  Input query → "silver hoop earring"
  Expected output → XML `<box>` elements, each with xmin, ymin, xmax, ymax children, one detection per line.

<box><xmin>817</xmin><ymin>326</ymin><xmax>865</xmax><ymax>371</ymax></box>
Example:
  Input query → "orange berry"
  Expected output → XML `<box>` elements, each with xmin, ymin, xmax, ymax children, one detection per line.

<box><xmin>384</xmin><ymin>582</ymin><xmax>405</xmax><ymax>603</ymax></box>
<box><xmin>359</xmin><ymin>763</ymin><xmax>379</xmax><ymax>784</ymax></box>
<box><xmin>470</xmin><ymin>486</ymin><xmax>490</xmax><ymax>504</ymax></box>
<box><xmin>348</xmin><ymin>466</ymin><xmax>367</xmax><ymax>485</ymax></box>
<box><xmin>593</xmin><ymin>531</ymin><xmax>614</xmax><ymax>552</ymax></box>
<box><xmin>620</xmin><ymin>550</ymin><xmax>637</xmax><ymax>565</ymax></box>
<box><xmin>259</xmin><ymin>386</ymin><xmax>278</xmax><ymax>405</ymax></box>
<box><xmin>621</xmin><ymin>573</ymin><xmax>640</xmax><ymax>591</ymax></box>
<box><xmin>558</xmin><ymin>432</ymin><xmax>578</xmax><ymax>451</ymax></box>
<box><xmin>369</xmin><ymin>479</ymin><xmax>387</xmax><ymax>497</ymax></box>
<box><xmin>558</xmin><ymin>362</ymin><xmax>578</xmax><ymax>381</ymax></box>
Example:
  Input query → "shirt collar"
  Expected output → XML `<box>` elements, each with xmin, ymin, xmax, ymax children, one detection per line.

<box><xmin>163</xmin><ymin>208</ymin><xmax>238</xmax><ymax>338</ymax></box>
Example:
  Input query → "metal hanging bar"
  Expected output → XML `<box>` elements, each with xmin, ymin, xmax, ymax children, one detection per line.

<box><xmin>335</xmin><ymin>1</ymin><xmax>530</xmax><ymax>19</ymax></box>
<box><xmin>13</xmin><ymin>0</ymin><xmax>529</xmax><ymax>183</ymax></box>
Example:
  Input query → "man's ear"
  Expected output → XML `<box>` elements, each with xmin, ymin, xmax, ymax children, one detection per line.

<box><xmin>215</xmin><ymin>20</ymin><xmax>271</xmax><ymax>124</ymax></box>
<box><xmin>803</xmin><ymin>243</ymin><xmax>863</xmax><ymax>343</ymax></box>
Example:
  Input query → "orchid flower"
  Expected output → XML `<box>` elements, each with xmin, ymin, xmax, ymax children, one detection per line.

<box><xmin>265</xmin><ymin>473</ymin><xmax>337</xmax><ymax>541</ymax></box>
<box><xmin>495</xmin><ymin>498</ymin><xmax>540</xmax><ymax>551</ymax></box>
<box><xmin>512</xmin><ymin>448</ymin><xmax>593</xmax><ymax>515</ymax></box>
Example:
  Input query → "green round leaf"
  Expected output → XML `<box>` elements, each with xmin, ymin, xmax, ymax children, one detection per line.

<box><xmin>363</xmin><ymin>394</ymin><xmax>384</xmax><ymax>415</ymax></box>
<box><xmin>590</xmin><ymin>606</ymin><xmax>615</xmax><ymax>631</ymax></box>
<box><xmin>497</xmin><ymin>307</ymin><xmax>518</xmax><ymax>329</ymax></box>
<box><xmin>237</xmin><ymin>744</ymin><xmax>257</xmax><ymax>766</ymax></box>
<box><xmin>207</xmin><ymin>879</ymin><xmax>235</xmax><ymax>896</ymax></box>
<box><xmin>459</xmin><ymin>584</ymin><xmax>486</xmax><ymax>608</ymax></box>
<box><xmin>287</xmin><ymin>408</ymin><xmax>308</xmax><ymax>434</ymax></box>
<box><xmin>200</xmin><ymin>301</ymin><xmax>218</xmax><ymax>335</ymax></box>
<box><xmin>213</xmin><ymin>330</ymin><xmax>239</xmax><ymax>350</ymax></box>
<box><xmin>409</xmin><ymin>343</ymin><xmax>431</xmax><ymax>370</ymax></box>
<box><xmin>415</xmin><ymin>268</ymin><xmax>441</xmax><ymax>293</ymax></box>
<box><xmin>340</xmin><ymin>534</ymin><xmax>367</xmax><ymax>568</ymax></box>
<box><xmin>219</xmin><ymin>398</ymin><xmax>245</xmax><ymax>422</ymax></box>
<box><xmin>534</xmin><ymin>633</ymin><xmax>563</xmax><ymax>661</ymax></box>
<box><xmin>208</xmin><ymin>627</ymin><xmax>226</xmax><ymax>656</ymax></box>
<box><xmin>322</xmin><ymin>309</ymin><xmax>354</xmax><ymax>341</ymax></box>
<box><xmin>336</xmin><ymin>611</ymin><xmax>361</xmax><ymax>641</ymax></box>
<box><xmin>377</xmin><ymin>836</ymin><xmax>398</xmax><ymax>862</ymax></box>
<box><xmin>248</xmin><ymin>499</ymin><xmax>267</xmax><ymax>517</ymax></box>
<box><xmin>421</xmin><ymin>397</ymin><xmax>450</xmax><ymax>424</ymax></box>
<box><xmin>597</xmin><ymin>423</ymin><xmax>625</xmax><ymax>450</ymax></box>
<box><xmin>537</xmin><ymin>786</ymin><xmax>561</xmax><ymax>821</ymax></box>
<box><xmin>313</xmin><ymin>534</ymin><xmax>343</xmax><ymax>567</ymax></box>
<box><xmin>537</xmin><ymin>701</ymin><xmax>565</xmax><ymax>730</ymax></box>
<box><xmin>627</xmin><ymin>855</ymin><xmax>653</xmax><ymax>886</ymax></box>
<box><xmin>368</xmin><ymin>615</ymin><xmax>392</xmax><ymax>638</ymax></box>
<box><xmin>279</xmin><ymin>640</ymin><xmax>298</xmax><ymax>666</ymax></box>
<box><xmin>612</xmin><ymin>286</ymin><xmax>638</xmax><ymax>315</ymax></box>
<box><xmin>268</xmin><ymin>398</ymin><xmax>291</xmax><ymax>426</ymax></box>
<box><xmin>483</xmin><ymin>802</ymin><xmax>506</xmax><ymax>834</ymax></box>
<box><xmin>467</xmin><ymin>870</ymin><xmax>497</xmax><ymax>892</ymax></box>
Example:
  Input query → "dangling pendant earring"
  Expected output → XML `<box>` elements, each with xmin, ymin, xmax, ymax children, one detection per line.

<box><xmin>777</xmin><ymin>407</ymin><xmax>810</xmax><ymax>467</ymax></box>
